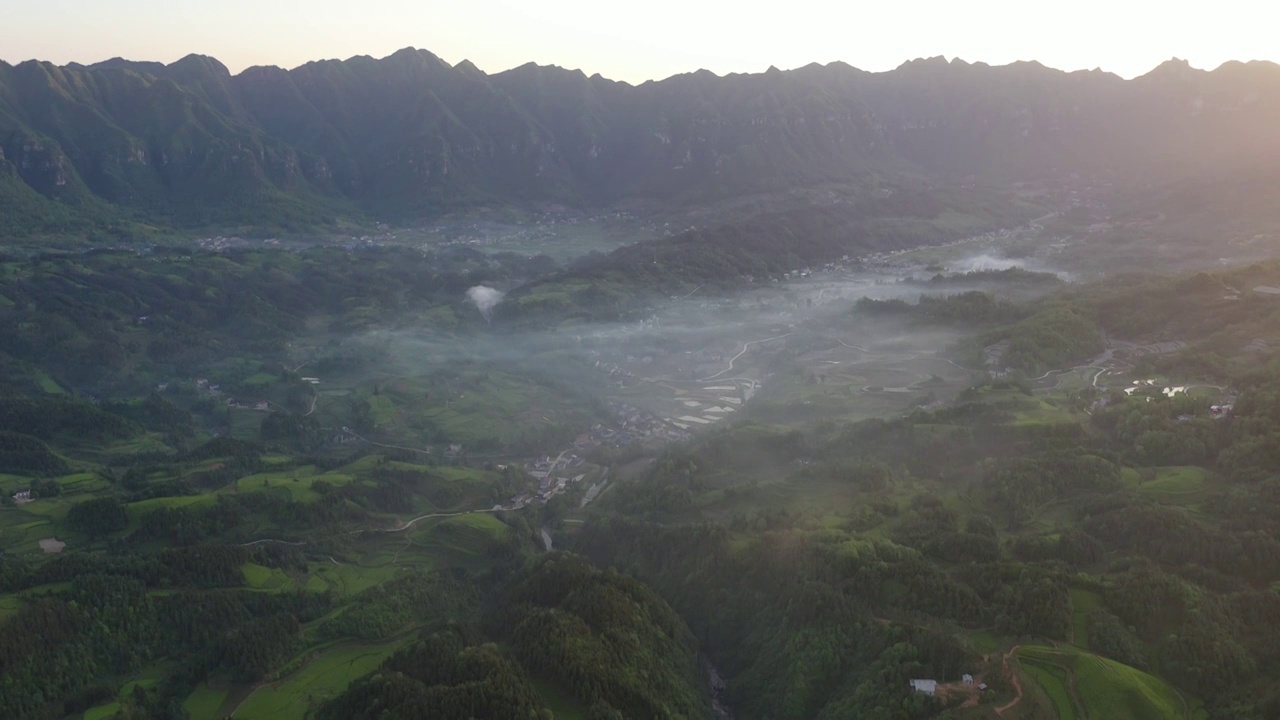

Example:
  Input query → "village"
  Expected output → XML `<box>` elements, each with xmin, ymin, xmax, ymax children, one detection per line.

<box><xmin>497</xmin><ymin>400</ymin><xmax>695</xmax><ymax>510</ymax></box>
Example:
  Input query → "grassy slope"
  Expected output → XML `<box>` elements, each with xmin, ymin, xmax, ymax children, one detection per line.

<box><xmin>229</xmin><ymin>639</ymin><xmax>409</xmax><ymax>720</ymax></box>
<box><xmin>1136</xmin><ymin>467</ymin><xmax>1208</xmax><ymax>504</ymax></box>
<box><xmin>183</xmin><ymin>683</ymin><xmax>230</xmax><ymax>720</ymax></box>
<box><xmin>1019</xmin><ymin>645</ymin><xmax>1183</xmax><ymax>720</ymax></box>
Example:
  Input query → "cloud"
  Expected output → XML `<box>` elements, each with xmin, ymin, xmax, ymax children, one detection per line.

<box><xmin>466</xmin><ymin>285</ymin><xmax>505</xmax><ymax>321</ymax></box>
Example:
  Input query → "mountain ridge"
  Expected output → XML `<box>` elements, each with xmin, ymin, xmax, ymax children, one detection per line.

<box><xmin>4</xmin><ymin>47</ymin><xmax>1280</xmax><ymax>239</ymax></box>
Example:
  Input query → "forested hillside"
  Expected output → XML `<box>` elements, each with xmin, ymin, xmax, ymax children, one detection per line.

<box><xmin>10</xmin><ymin>208</ymin><xmax>1280</xmax><ymax>719</ymax></box>
<box><xmin>567</xmin><ymin>261</ymin><xmax>1280</xmax><ymax>719</ymax></box>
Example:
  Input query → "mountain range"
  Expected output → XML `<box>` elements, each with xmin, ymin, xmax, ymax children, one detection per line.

<box><xmin>3</xmin><ymin>48</ymin><xmax>1280</xmax><ymax>238</ymax></box>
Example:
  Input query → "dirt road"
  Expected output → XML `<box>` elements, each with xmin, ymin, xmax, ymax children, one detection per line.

<box><xmin>699</xmin><ymin>333</ymin><xmax>791</xmax><ymax>382</ymax></box>
<box><xmin>995</xmin><ymin>645</ymin><xmax>1023</xmax><ymax>716</ymax></box>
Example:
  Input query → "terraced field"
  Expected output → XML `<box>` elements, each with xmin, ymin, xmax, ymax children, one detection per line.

<box><xmin>229</xmin><ymin>639</ymin><xmax>409</xmax><ymax>720</ymax></box>
<box><xmin>1018</xmin><ymin>645</ymin><xmax>1189</xmax><ymax>720</ymax></box>
<box><xmin>1135</xmin><ymin>466</ymin><xmax>1209</xmax><ymax>506</ymax></box>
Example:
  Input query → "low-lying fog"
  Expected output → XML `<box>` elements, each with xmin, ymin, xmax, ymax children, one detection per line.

<box><xmin>333</xmin><ymin>250</ymin><xmax>1067</xmax><ymax>432</ymax></box>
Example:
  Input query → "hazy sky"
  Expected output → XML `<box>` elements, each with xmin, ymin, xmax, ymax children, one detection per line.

<box><xmin>1</xmin><ymin>0</ymin><xmax>1274</xmax><ymax>82</ymax></box>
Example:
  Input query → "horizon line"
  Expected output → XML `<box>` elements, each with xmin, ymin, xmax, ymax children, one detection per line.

<box><xmin>3</xmin><ymin>47</ymin><xmax>1278</xmax><ymax>85</ymax></box>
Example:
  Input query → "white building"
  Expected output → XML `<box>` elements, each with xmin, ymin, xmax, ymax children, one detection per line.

<box><xmin>909</xmin><ymin>679</ymin><xmax>937</xmax><ymax>695</ymax></box>
<box><xmin>963</xmin><ymin>674</ymin><xmax>974</xmax><ymax>687</ymax></box>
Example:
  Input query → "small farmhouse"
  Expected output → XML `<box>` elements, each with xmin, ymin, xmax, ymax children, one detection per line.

<box><xmin>909</xmin><ymin>679</ymin><xmax>937</xmax><ymax>695</ymax></box>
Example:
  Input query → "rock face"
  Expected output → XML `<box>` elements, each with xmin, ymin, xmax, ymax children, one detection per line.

<box><xmin>3</xmin><ymin>49</ymin><xmax>1280</xmax><ymax>230</ymax></box>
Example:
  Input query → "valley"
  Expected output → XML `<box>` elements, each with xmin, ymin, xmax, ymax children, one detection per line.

<box><xmin>0</xmin><ymin>204</ymin><xmax>1267</xmax><ymax>718</ymax></box>
<box><xmin>5</xmin><ymin>43</ymin><xmax>1280</xmax><ymax>720</ymax></box>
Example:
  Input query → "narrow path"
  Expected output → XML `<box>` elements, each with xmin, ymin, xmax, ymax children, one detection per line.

<box><xmin>933</xmin><ymin>356</ymin><xmax>979</xmax><ymax>373</ymax></box>
<box><xmin>239</xmin><ymin>538</ymin><xmax>306</xmax><ymax>547</ymax></box>
<box><xmin>995</xmin><ymin>645</ymin><xmax>1023</xmax><ymax>716</ymax></box>
<box><xmin>345</xmin><ymin>431</ymin><xmax>433</xmax><ymax>457</ymax></box>
<box><xmin>699</xmin><ymin>334</ymin><xmax>791</xmax><ymax>382</ymax></box>
<box><xmin>354</xmin><ymin>507</ymin><xmax>504</xmax><ymax>535</ymax></box>
<box><xmin>835</xmin><ymin>338</ymin><xmax>872</xmax><ymax>352</ymax></box>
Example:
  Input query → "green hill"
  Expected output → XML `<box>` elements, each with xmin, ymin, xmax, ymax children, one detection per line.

<box><xmin>1019</xmin><ymin>645</ymin><xmax>1189</xmax><ymax>720</ymax></box>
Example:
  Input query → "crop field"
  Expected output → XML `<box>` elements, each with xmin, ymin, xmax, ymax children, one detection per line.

<box><xmin>965</xmin><ymin>630</ymin><xmax>1002</xmax><ymax>654</ymax></box>
<box><xmin>242</xmin><ymin>563</ymin><xmax>294</xmax><ymax>591</ymax></box>
<box><xmin>0</xmin><ymin>595</ymin><xmax>21</xmax><ymax>623</ymax></box>
<box><xmin>1069</xmin><ymin>589</ymin><xmax>1102</xmax><ymax>649</ymax></box>
<box><xmin>226</xmin><ymin>466</ymin><xmax>356</xmax><ymax>502</ymax></box>
<box><xmin>1023</xmin><ymin>660</ymin><xmax>1077</xmax><ymax>720</ymax></box>
<box><xmin>183</xmin><ymin>683</ymin><xmax>231</xmax><ymax>720</ymax></box>
<box><xmin>243</xmin><ymin>372</ymin><xmax>278</xmax><ymax>387</ymax></box>
<box><xmin>0</xmin><ymin>511</ymin><xmax>56</xmax><ymax>554</ymax></box>
<box><xmin>83</xmin><ymin>703</ymin><xmax>121</xmax><ymax>719</ymax></box>
<box><xmin>127</xmin><ymin>493</ymin><xmax>218</xmax><ymax>517</ymax></box>
<box><xmin>119</xmin><ymin>665</ymin><xmax>166</xmax><ymax>696</ymax></box>
<box><xmin>1136</xmin><ymin>467</ymin><xmax>1209</xmax><ymax>505</ymax></box>
<box><xmin>305</xmin><ymin>562</ymin><xmax>401</xmax><ymax>597</ymax></box>
<box><xmin>227</xmin><ymin>409</ymin><xmax>264</xmax><ymax>440</ymax></box>
<box><xmin>316</xmin><ymin>366</ymin><xmax>598</xmax><ymax>454</ymax></box>
<box><xmin>0</xmin><ymin>473</ymin><xmax>30</xmax><ymax>493</ymax></box>
<box><xmin>93</xmin><ymin>433</ymin><xmax>177</xmax><ymax>457</ymax></box>
<box><xmin>231</xmin><ymin>639</ymin><xmax>409</xmax><ymax>720</ymax></box>
<box><xmin>425</xmin><ymin>513</ymin><xmax>512</xmax><ymax>555</ymax></box>
<box><xmin>1010</xmin><ymin>397</ymin><xmax>1080</xmax><ymax>426</ymax></box>
<box><xmin>54</xmin><ymin>472</ymin><xmax>110</xmax><ymax>495</ymax></box>
<box><xmin>1019</xmin><ymin>645</ymin><xmax>1186</xmax><ymax>720</ymax></box>
<box><xmin>751</xmin><ymin>338</ymin><xmax>975</xmax><ymax>426</ymax></box>
<box><xmin>238</xmin><ymin>560</ymin><xmax>419</xmax><ymax>598</ymax></box>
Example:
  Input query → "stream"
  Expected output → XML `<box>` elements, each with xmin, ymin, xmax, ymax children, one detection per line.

<box><xmin>708</xmin><ymin>663</ymin><xmax>735</xmax><ymax>720</ymax></box>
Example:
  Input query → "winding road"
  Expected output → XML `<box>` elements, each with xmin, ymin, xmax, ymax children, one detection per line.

<box><xmin>699</xmin><ymin>334</ymin><xmax>792</xmax><ymax>382</ymax></box>
<box><xmin>238</xmin><ymin>538</ymin><xmax>306</xmax><ymax>547</ymax></box>
<box><xmin>995</xmin><ymin>646</ymin><xmax>1023</xmax><ymax>716</ymax></box>
<box><xmin>343</xmin><ymin>431</ymin><xmax>434</xmax><ymax>457</ymax></box>
<box><xmin>358</xmin><ymin>507</ymin><xmax>506</xmax><ymax>535</ymax></box>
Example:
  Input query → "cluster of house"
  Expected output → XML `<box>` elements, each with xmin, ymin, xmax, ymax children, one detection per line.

<box><xmin>196</xmin><ymin>378</ymin><xmax>273</xmax><ymax>412</ymax></box>
<box><xmin>909</xmin><ymin>674</ymin><xmax>987</xmax><ymax>696</ymax></box>
<box><xmin>11</xmin><ymin>490</ymin><xmax>32</xmax><ymax>506</ymax></box>
<box><xmin>532</xmin><ymin>472</ymin><xmax>588</xmax><ymax>503</ymax></box>
<box><xmin>526</xmin><ymin>453</ymin><xmax>586</xmax><ymax>480</ymax></box>
<box><xmin>496</xmin><ymin>455</ymin><xmax>590</xmax><ymax>509</ymax></box>
<box><xmin>592</xmin><ymin>358</ymin><xmax>637</xmax><ymax>388</ymax></box>
<box><xmin>605</xmin><ymin>402</ymin><xmax>692</xmax><ymax>447</ymax></box>
<box><xmin>225</xmin><ymin>399</ymin><xmax>271</xmax><ymax>412</ymax></box>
